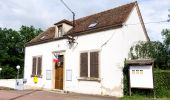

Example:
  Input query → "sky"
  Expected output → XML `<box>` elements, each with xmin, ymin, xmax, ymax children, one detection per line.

<box><xmin>0</xmin><ymin>0</ymin><xmax>169</xmax><ymax>41</ymax></box>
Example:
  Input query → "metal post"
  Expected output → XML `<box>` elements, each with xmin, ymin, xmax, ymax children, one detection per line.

<box><xmin>16</xmin><ymin>65</ymin><xmax>20</xmax><ymax>79</ymax></box>
<box><xmin>0</xmin><ymin>67</ymin><xmax>2</xmax><ymax>79</ymax></box>
<box><xmin>17</xmin><ymin>69</ymin><xmax>20</xmax><ymax>79</ymax></box>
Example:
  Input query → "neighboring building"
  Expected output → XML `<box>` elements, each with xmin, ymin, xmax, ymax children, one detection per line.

<box><xmin>24</xmin><ymin>2</ymin><xmax>149</xmax><ymax>97</ymax></box>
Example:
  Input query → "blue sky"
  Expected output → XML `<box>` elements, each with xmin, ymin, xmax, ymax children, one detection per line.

<box><xmin>0</xmin><ymin>0</ymin><xmax>169</xmax><ymax>41</ymax></box>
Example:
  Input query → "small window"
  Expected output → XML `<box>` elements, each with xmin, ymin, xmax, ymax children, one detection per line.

<box><xmin>132</xmin><ymin>70</ymin><xmax>135</xmax><ymax>74</ymax></box>
<box><xmin>32</xmin><ymin>56</ymin><xmax>42</xmax><ymax>77</ymax></box>
<box><xmin>136</xmin><ymin>70</ymin><xmax>139</xmax><ymax>74</ymax></box>
<box><xmin>40</xmin><ymin>36</ymin><xmax>46</xmax><ymax>40</ymax></box>
<box><xmin>58</xmin><ymin>25</ymin><xmax>63</xmax><ymax>37</ymax></box>
<box><xmin>88</xmin><ymin>22</ymin><xmax>97</xmax><ymax>28</ymax></box>
<box><xmin>140</xmin><ymin>70</ymin><xmax>143</xmax><ymax>75</ymax></box>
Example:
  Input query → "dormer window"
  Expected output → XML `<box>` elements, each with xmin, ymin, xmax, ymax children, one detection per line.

<box><xmin>58</xmin><ymin>25</ymin><xmax>63</xmax><ymax>37</ymax></box>
<box><xmin>54</xmin><ymin>19</ymin><xmax>73</xmax><ymax>38</ymax></box>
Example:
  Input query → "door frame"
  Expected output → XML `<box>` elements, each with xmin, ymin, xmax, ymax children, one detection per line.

<box><xmin>52</xmin><ymin>50</ymin><xmax>65</xmax><ymax>90</ymax></box>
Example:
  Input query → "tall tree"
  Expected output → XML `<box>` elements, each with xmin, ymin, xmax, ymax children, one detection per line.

<box><xmin>129</xmin><ymin>41</ymin><xmax>168</xmax><ymax>69</ymax></box>
<box><xmin>0</xmin><ymin>26</ymin><xmax>42</xmax><ymax>79</ymax></box>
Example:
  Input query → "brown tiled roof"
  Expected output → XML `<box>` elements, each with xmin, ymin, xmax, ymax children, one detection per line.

<box><xmin>54</xmin><ymin>19</ymin><xmax>73</xmax><ymax>26</ymax></box>
<box><xmin>68</xmin><ymin>2</ymin><xmax>135</xmax><ymax>35</ymax></box>
<box><xmin>27</xmin><ymin>2</ymin><xmax>136</xmax><ymax>46</ymax></box>
<box><xmin>29</xmin><ymin>27</ymin><xmax>55</xmax><ymax>43</ymax></box>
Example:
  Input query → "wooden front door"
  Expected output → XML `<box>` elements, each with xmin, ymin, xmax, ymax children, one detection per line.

<box><xmin>55</xmin><ymin>55</ymin><xmax>64</xmax><ymax>90</ymax></box>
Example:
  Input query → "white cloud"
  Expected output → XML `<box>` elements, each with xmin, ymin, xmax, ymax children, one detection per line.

<box><xmin>0</xmin><ymin>0</ymin><xmax>169</xmax><ymax>41</ymax></box>
<box><xmin>137</xmin><ymin>0</ymin><xmax>170</xmax><ymax>41</ymax></box>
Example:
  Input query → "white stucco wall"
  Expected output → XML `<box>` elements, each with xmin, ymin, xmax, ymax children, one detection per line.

<box><xmin>0</xmin><ymin>79</ymin><xmax>16</xmax><ymax>89</ymax></box>
<box><xmin>24</xmin><ymin>39</ymin><xmax>68</xmax><ymax>89</ymax></box>
<box><xmin>24</xmin><ymin>6</ymin><xmax>148</xmax><ymax>97</ymax></box>
<box><xmin>0</xmin><ymin>79</ymin><xmax>24</xmax><ymax>89</ymax></box>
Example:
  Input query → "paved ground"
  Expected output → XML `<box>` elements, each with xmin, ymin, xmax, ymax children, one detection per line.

<box><xmin>0</xmin><ymin>90</ymin><xmax>119</xmax><ymax>100</ymax></box>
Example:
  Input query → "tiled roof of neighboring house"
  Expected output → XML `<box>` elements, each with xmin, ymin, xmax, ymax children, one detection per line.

<box><xmin>27</xmin><ymin>2</ymin><xmax>142</xmax><ymax>46</ymax></box>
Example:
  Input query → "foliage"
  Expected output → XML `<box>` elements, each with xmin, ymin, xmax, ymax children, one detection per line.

<box><xmin>129</xmin><ymin>41</ymin><xmax>169</xmax><ymax>69</ymax></box>
<box><xmin>120</xmin><ymin>95</ymin><xmax>169</xmax><ymax>100</ymax></box>
<box><xmin>123</xmin><ymin>60</ymin><xmax>130</xmax><ymax>96</ymax></box>
<box><xmin>161</xmin><ymin>29</ymin><xmax>170</xmax><ymax>68</ymax></box>
<box><xmin>162</xmin><ymin>29</ymin><xmax>170</xmax><ymax>46</ymax></box>
<box><xmin>0</xmin><ymin>65</ymin><xmax>16</xmax><ymax>79</ymax></box>
<box><xmin>154</xmin><ymin>70</ymin><xmax>170</xmax><ymax>97</ymax></box>
<box><xmin>0</xmin><ymin>26</ymin><xmax>42</xmax><ymax>79</ymax></box>
<box><xmin>120</xmin><ymin>95</ymin><xmax>152</xmax><ymax>100</ymax></box>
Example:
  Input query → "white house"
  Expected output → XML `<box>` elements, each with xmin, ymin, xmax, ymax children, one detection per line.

<box><xmin>24</xmin><ymin>2</ymin><xmax>149</xmax><ymax>97</ymax></box>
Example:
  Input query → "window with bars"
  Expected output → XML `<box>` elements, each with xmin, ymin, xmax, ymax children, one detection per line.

<box><xmin>32</xmin><ymin>56</ymin><xmax>42</xmax><ymax>77</ymax></box>
<box><xmin>80</xmin><ymin>51</ymin><xmax>99</xmax><ymax>78</ymax></box>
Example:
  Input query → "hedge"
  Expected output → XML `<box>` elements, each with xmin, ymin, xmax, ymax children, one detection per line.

<box><xmin>123</xmin><ymin>65</ymin><xmax>170</xmax><ymax>97</ymax></box>
<box><xmin>154</xmin><ymin>70</ymin><xmax>170</xmax><ymax>97</ymax></box>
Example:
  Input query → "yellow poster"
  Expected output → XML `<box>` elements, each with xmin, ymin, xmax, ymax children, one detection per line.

<box><xmin>33</xmin><ymin>76</ymin><xmax>38</xmax><ymax>84</ymax></box>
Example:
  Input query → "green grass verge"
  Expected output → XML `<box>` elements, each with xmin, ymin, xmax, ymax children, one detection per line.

<box><xmin>121</xmin><ymin>95</ymin><xmax>170</xmax><ymax>100</ymax></box>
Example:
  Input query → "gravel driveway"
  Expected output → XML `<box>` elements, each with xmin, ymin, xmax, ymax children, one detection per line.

<box><xmin>0</xmin><ymin>90</ymin><xmax>119</xmax><ymax>100</ymax></box>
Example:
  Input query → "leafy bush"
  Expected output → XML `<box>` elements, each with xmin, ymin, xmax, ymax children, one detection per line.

<box><xmin>123</xmin><ymin>62</ymin><xmax>129</xmax><ymax>96</ymax></box>
<box><xmin>0</xmin><ymin>65</ymin><xmax>17</xmax><ymax>79</ymax></box>
<box><xmin>0</xmin><ymin>26</ymin><xmax>42</xmax><ymax>79</ymax></box>
<box><xmin>154</xmin><ymin>70</ymin><xmax>170</xmax><ymax>97</ymax></box>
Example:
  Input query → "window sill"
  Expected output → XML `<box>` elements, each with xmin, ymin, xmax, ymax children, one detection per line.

<box><xmin>78</xmin><ymin>77</ymin><xmax>101</xmax><ymax>82</ymax></box>
<box><xmin>31</xmin><ymin>75</ymin><xmax>42</xmax><ymax>78</ymax></box>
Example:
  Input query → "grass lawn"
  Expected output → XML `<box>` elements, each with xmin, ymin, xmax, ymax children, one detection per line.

<box><xmin>120</xmin><ymin>95</ymin><xmax>170</xmax><ymax>100</ymax></box>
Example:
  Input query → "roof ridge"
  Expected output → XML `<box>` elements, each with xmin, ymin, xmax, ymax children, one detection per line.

<box><xmin>74</xmin><ymin>2</ymin><xmax>136</xmax><ymax>22</ymax></box>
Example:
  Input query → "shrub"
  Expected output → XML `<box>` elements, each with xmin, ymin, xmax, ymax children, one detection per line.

<box><xmin>154</xmin><ymin>70</ymin><xmax>170</xmax><ymax>97</ymax></box>
<box><xmin>0</xmin><ymin>65</ymin><xmax>17</xmax><ymax>79</ymax></box>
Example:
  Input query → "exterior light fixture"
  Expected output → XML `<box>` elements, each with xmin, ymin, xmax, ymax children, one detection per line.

<box><xmin>16</xmin><ymin>65</ymin><xmax>20</xmax><ymax>70</ymax></box>
<box><xmin>16</xmin><ymin>65</ymin><xmax>20</xmax><ymax>79</ymax></box>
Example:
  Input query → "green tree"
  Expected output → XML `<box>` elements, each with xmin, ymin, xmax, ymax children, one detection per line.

<box><xmin>0</xmin><ymin>26</ymin><xmax>42</xmax><ymax>79</ymax></box>
<box><xmin>129</xmin><ymin>41</ymin><xmax>168</xmax><ymax>69</ymax></box>
<box><xmin>162</xmin><ymin>29</ymin><xmax>170</xmax><ymax>67</ymax></box>
<box><xmin>162</xmin><ymin>29</ymin><xmax>170</xmax><ymax>46</ymax></box>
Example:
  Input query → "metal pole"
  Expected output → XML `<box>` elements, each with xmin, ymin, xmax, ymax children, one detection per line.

<box><xmin>17</xmin><ymin>69</ymin><xmax>19</xmax><ymax>79</ymax></box>
<box><xmin>60</xmin><ymin>0</ymin><xmax>75</xmax><ymax>27</ymax></box>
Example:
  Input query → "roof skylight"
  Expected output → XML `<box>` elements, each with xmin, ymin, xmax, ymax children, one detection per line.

<box><xmin>40</xmin><ymin>36</ymin><xmax>46</xmax><ymax>40</ymax></box>
<box><xmin>88</xmin><ymin>22</ymin><xmax>97</xmax><ymax>28</ymax></box>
